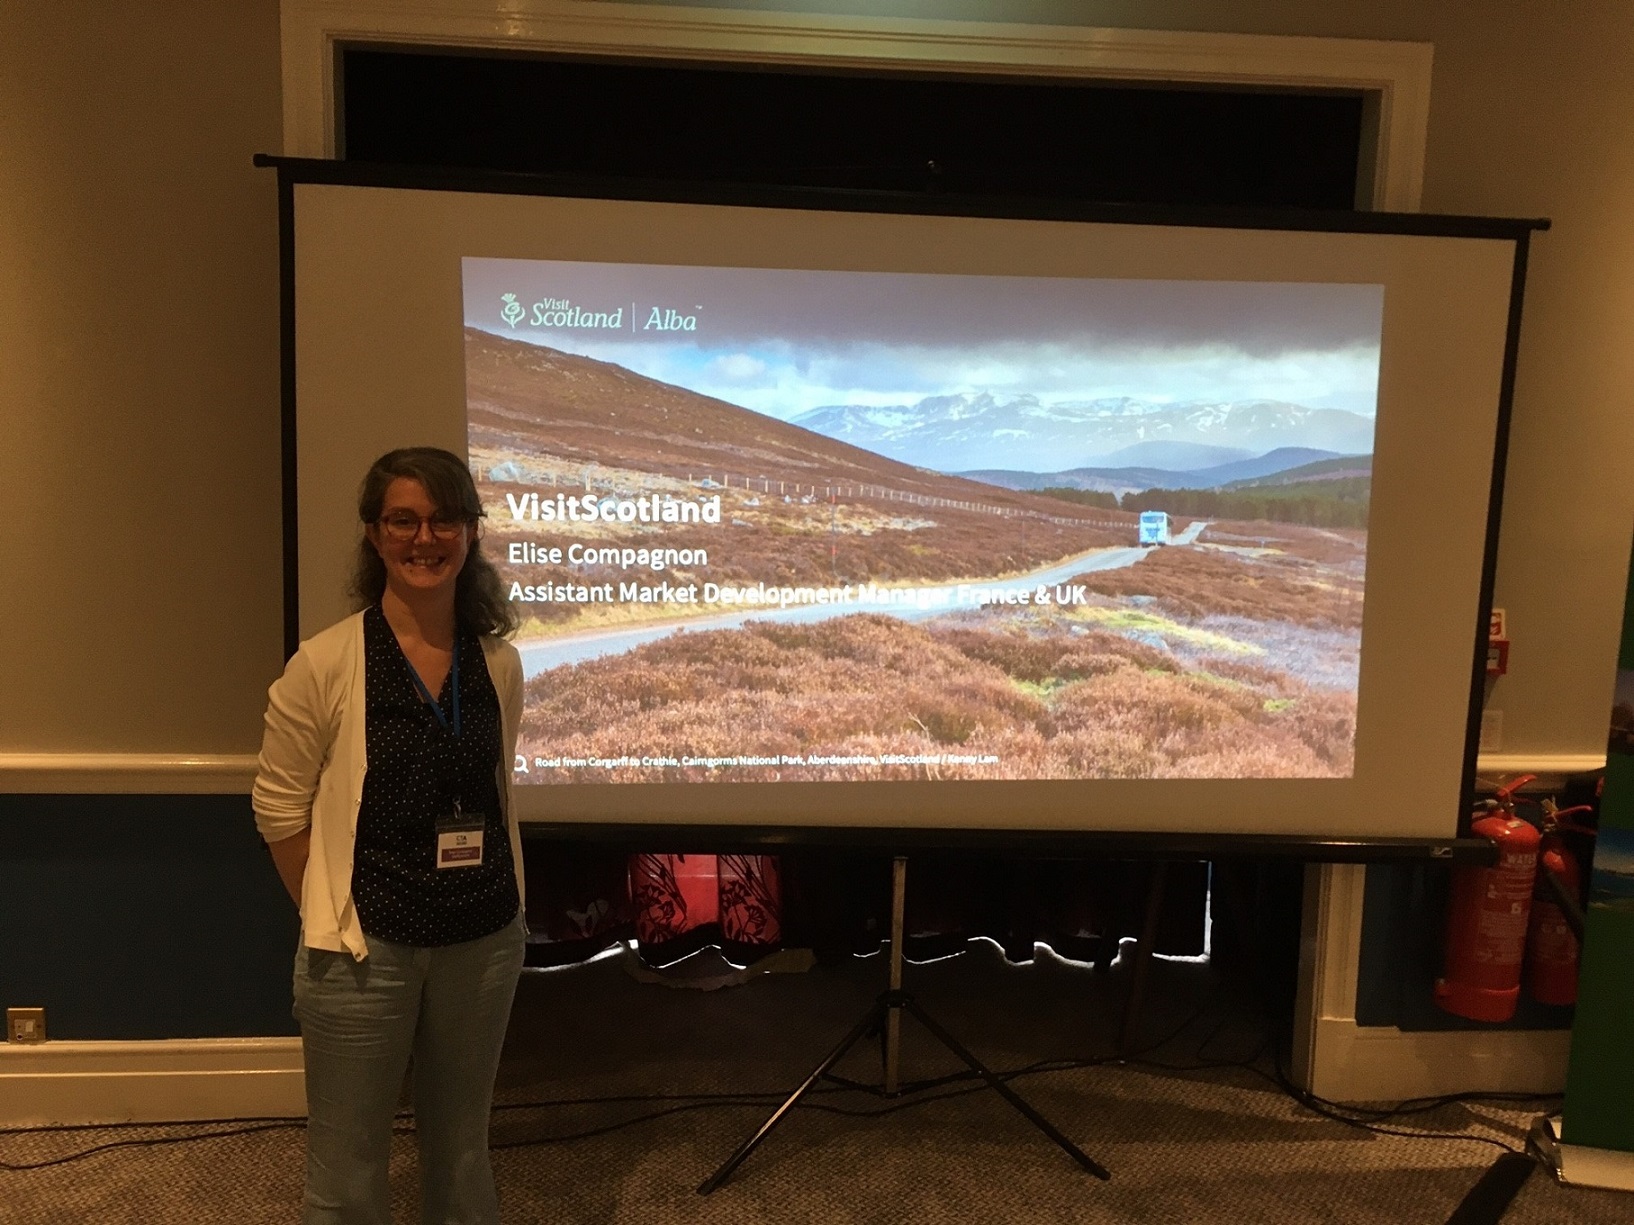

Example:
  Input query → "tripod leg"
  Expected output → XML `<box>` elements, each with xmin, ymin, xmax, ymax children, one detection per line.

<box><xmin>697</xmin><ymin>999</ymin><xmax>887</xmax><ymax>1194</ymax></box>
<box><xmin>903</xmin><ymin>998</ymin><xmax>1112</xmax><ymax>1181</ymax></box>
<box><xmin>1119</xmin><ymin>861</ymin><xmax>1168</xmax><ymax>1056</ymax></box>
<box><xmin>884</xmin><ymin>856</ymin><xmax>907</xmax><ymax>1094</ymax></box>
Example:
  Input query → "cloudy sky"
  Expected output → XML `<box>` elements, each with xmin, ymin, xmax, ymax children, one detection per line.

<box><xmin>463</xmin><ymin>257</ymin><xmax>1383</xmax><ymax>419</ymax></box>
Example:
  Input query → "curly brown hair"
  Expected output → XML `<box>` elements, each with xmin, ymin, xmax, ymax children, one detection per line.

<box><xmin>348</xmin><ymin>447</ymin><xmax>519</xmax><ymax>638</ymax></box>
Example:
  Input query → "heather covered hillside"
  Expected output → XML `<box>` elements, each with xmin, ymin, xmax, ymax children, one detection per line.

<box><xmin>467</xmin><ymin>328</ymin><xmax>1133</xmax><ymax>515</ymax></box>
<box><xmin>466</xmin><ymin>328</ymin><xmax>1137</xmax><ymax>636</ymax></box>
<box><xmin>470</xmin><ymin>328</ymin><xmax>1367</xmax><ymax>781</ymax></box>
<box><xmin>1067</xmin><ymin>530</ymin><xmax>1365</xmax><ymax>630</ymax></box>
<box><xmin>518</xmin><ymin>611</ymin><xmax>1355</xmax><ymax>782</ymax></box>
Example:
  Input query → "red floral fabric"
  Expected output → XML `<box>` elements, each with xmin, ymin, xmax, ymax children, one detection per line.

<box><xmin>631</xmin><ymin>853</ymin><xmax>782</xmax><ymax>951</ymax></box>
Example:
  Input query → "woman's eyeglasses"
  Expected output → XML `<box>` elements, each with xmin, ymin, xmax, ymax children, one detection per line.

<box><xmin>376</xmin><ymin>513</ymin><xmax>472</xmax><ymax>541</ymax></box>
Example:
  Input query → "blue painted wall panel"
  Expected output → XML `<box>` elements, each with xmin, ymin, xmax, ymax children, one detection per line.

<box><xmin>0</xmin><ymin>796</ymin><xmax>299</xmax><ymax>1039</ymax></box>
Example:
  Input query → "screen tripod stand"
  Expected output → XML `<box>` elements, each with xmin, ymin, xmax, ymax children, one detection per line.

<box><xmin>698</xmin><ymin>855</ymin><xmax>1111</xmax><ymax>1194</ymax></box>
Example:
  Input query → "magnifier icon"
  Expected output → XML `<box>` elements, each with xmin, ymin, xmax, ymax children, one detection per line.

<box><xmin>514</xmin><ymin>754</ymin><xmax>529</xmax><ymax>775</ymax></box>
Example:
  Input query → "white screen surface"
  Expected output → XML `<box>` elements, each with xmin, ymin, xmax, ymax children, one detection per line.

<box><xmin>292</xmin><ymin>182</ymin><xmax>1517</xmax><ymax>838</ymax></box>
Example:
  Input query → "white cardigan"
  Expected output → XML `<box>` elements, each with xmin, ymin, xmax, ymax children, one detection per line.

<box><xmin>252</xmin><ymin>611</ymin><xmax>527</xmax><ymax>960</ymax></box>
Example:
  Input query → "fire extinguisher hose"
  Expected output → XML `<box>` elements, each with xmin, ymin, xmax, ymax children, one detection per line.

<box><xmin>1535</xmin><ymin>862</ymin><xmax>1585</xmax><ymax>943</ymax></box>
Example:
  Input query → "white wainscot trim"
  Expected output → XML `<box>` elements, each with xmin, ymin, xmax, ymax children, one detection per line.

<box><xmin>1476</xmin><ymin>752</ymin><xmax>1606</xmax><ymax>776</ymax></box>
<box><xmin>0</xmin><ymin>754</ymin><xmax>258</xmax><ymax>794</ymax></box>
<box><xmin>1309</xmin><ymin>1019</ymin><xmax>1571</xmax><ymax>1103</ymax></box>
<box><xmin>0</xmin><ymin>1038</ymin><xmax>306</xmax><ymax>1127</ymax></box>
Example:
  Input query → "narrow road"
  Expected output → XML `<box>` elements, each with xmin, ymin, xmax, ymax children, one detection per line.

<box><xmin>518</xmin><ymin>523</ymin><xmax>1208</xmax><ymax>677</ymax></box>
<box><xmin>1173</xmin><ymin>520</ymin><xmax>1209</xmax><ymax>546</ymax></box>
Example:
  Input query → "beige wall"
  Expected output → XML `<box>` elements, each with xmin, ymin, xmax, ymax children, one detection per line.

<box><xmin>0</xmin><ymin>3</ymin><xmax>284</xmax><ymax>753</ymax></box>
<box><xmin>3</xmin><ymin>0</ymin><xmax>1629</xmax><ymax>760</ymax></box>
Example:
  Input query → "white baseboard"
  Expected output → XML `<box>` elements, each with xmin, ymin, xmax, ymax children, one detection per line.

<box><xmin>0</xmin><ymin>1038</ymin><xmax>306</xmax><ymax>1126</ymax></box>
<box><xmin>1309</xmin><ymin>1018</ymin><xmax>1571</xmax><ymax>1102</ymax></box>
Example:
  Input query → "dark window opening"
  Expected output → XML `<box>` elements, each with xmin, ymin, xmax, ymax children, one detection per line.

<box><xmin>341</xmin><ymin>48</ymin><xmax>1364</xmax><ymax>210</ymax></box>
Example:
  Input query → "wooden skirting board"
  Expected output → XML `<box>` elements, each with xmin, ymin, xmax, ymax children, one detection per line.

<box><xmin>0</xmin><ymin>1038</ymin><xmax>306</xmax><ymax>1127</ymax></box>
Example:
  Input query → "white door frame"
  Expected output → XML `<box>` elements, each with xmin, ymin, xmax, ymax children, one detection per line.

<box><xmin>279</xmin><ymin>0</ymin><xmax>1431</xmax><ymax>212</ymax></box>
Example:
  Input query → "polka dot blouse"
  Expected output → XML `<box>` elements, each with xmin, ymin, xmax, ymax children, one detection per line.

<box><xmin>351</xmin><ymin>605</ymin><xmax>518</xmax><ymax>947</ymax></box>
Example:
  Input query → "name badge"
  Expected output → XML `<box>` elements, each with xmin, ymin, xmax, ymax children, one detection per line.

<box><xmin>436</xmin><ymin>808</ymin><xmax>485</xmax><ymax>869</ymax></box>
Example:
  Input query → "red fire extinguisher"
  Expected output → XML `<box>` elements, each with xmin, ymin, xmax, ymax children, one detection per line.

<box><xmin>1434</xmin><ymin>776</ymin><xmax>1541</xmax><ymax>1022</ymax></box>
<box><xmin>1523</xmin><ymin>801</ymin><xmax>1595</xmax><ymax>1007</ymax></box>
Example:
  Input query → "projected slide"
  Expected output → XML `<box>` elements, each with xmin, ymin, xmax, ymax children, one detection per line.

<box><xmin>462</xmin><ymin>258</ymin><xmax>1382</xmax><ymax>784</ymax></box>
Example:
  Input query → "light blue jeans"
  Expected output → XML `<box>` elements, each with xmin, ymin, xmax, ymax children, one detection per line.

<box><xmin>292</xmin><ymin>913</ymin><xmax>526</xmax><ymax>1225</ymax></box>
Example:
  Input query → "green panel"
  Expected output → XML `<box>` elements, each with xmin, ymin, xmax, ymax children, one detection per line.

<box><xmin>1602</xmin><ymin>752</ymin><xmax>1634</xmax><ymax>831</ymax></box>
<box><xmin>1563</xmin><ymin>535</ymin><xmax>1634</xmax><ymax>1152</ymax></box>
<box><xmin>1561</xmin><ymin>907</ymin><xmax>1634</xmax><ymax>1149</ymax></box>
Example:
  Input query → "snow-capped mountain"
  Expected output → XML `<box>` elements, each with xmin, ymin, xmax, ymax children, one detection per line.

<box><xmin>790</xmin><ymin>393</ymin><xmax>1374</xmax><ymax>474</ymax></box>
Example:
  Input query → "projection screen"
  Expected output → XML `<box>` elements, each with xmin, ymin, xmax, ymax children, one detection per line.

<box><xmin>280</xmin><ymin>167</ymin><xmax>1531</xmax><ymax>841</ymax></box>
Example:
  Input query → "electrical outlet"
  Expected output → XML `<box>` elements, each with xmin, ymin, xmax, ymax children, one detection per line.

<box><xmin>7</xmin><ymin>1007</ymin><xmax>46</xmax><ymax>1043</ymax></box>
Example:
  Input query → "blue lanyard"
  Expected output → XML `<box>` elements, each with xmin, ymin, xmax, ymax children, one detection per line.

<box><xmin>404</xmin><ymin>641</ymin><xmax>460</xmax><ymax>738</ymax></box>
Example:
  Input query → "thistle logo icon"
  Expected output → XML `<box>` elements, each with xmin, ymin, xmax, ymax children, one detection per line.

<box><xmin>500</xmin><ymin>293</ymin><xmax>524</xmax><ymax>329</ymax></box>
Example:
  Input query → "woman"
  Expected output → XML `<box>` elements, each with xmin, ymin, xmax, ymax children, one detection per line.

<box><xmin>253</xmin><ymin>447</ymin><xmax>526</xmax><ymax>1225</ymax></box>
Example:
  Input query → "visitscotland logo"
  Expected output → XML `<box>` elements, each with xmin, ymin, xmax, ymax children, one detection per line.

<box><xmin>499</xmin><ymin>294</ymin><xmax>702</xmax><ymax>332</ymax></box>
<box><xmin>503</xmin><ymin>294</ymin><xmax>624</xmax><ymax>330</ymax></box>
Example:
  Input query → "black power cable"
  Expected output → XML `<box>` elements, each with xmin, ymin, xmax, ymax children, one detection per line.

<box><xmin>0</xmin><ymin>1122</ymin><xmax>308</xmax><ymax>1172</ymax></box>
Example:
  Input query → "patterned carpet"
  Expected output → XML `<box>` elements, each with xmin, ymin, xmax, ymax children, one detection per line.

<box><xmin>4</xmin><ymin>945</ymin><xmax>1629</xmax><ymax>1224</ymax></box>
